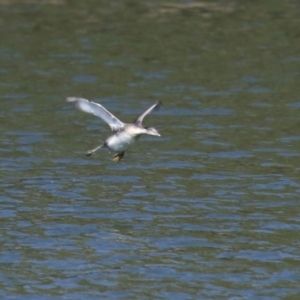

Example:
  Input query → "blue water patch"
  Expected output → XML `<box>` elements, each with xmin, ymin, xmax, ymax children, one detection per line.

<box><xmin>72</xmin><ymin>75</ymin><xmax>98</xmax><ymax>83</ymax></box>
<box><xmin>12</xmin><ymin>105</ymin><xmax>32</xmax><ymax>113</ymax></box>
<box><xmin>281</xmin><ymin>136</ymin><xmax>300</xmax><ymax>142</ymax></box>
<box><xmin>250</xmin><ymin>178</ymin><xmax>300</xmax><ymax>190</ymax></box>
<box><xmin>198</xmin><ymin>122</ymin><xmax>224</xmax><ymax>129</ymax></box>
<box><xmin>209</xmin><ymin>150</ymin><xmax>253</xmax><ymax>158</ymax></box>
<box><xmin>243</xmin><ymin>75</ymin><xmax>262</xmax><ymax>83</ymax></box>
<box><xmin>105</xmin><ymin>61</ymin><xmax>124</xmax><ymax>67</ymax></box>
<box><xmin>192</xmin><ymin>174</ymin><xmax>233</xmax><ymax>181</ymax></box>
<box><xmin>5</xmin><ymin>130</ymin><xmax>51</xmax><ymax>145</ymax></box>
<box><xmin>254</xmin><ymin>147</ymin><xmax>285</xmax><ymax>153</ymax></box>
<box><xmin>0</xmin><ymin>209</ymin><xmax>15</xmax><ymax>218</ymax></box>
<box><xmin>135</xmin><ymin>70</ymin><xmax>171</xmax><ymax>80</ymax></box>
<box><xmin>165</xmin><ymin>85</ymin><xmax>204</xmax><ymax>91</ymax></box>
<box><xmin>250</xmin><ymin>102</ymin><xmax>272</xmax><ymax>107</ymax></box>
<box><xmin>79</xmin><ymin>37</ymin><xmax>92</xmax><ymax>50</ymax></box>
<box><xmin>252</xmin><ymin>126</ymin><xmax>271</xmax><ymax>131</ymax></box>
<box><xmin>277</xmin><ymin>151</ymin><xmax>299</xmax><ymax>157</ymax></box>
<box><xmin>261</xmin><ymin>162</ymin><xmax>287</xmax><ymax>167</ymax></box>
<box><xmin>163</xmin><ymin>107</ymin><xmax>233</xmax><ymax>115</ymax></box>
<box><xmin>1</xmin><ymin>93</ymin><xmax>29</xmax><ymax>99</ymax></box>
<box><xmin>248</xmin><ymin>86</ymin><xmax>272</xmax><ymax>93</ymax></box>
<box><xmin>127</xmin><ymin>81</ymin><xmax>146</xmax><ymax>87</ymax></box>
<box><xmin>0</xmin><ymin>251</ymin><xmax>22</xmax><ymax>264</ymax></box>
<box><xmin>286</xmin><ymin>102</ymin><xmax>300</xmax><ymax>107</ymax></box>
<box><xmin>164</xmin><ymin>150</ymin><xmax>199</xmax><ymax>156</ymax></box>
<box><xmin>201</xmin><ymin>87</ymin><xmax>242</xmax><ymax>96</ymax></box>
<box><xmin>202</xmin><ymin>139</ymin><xmax>232</xmax><ymax>146</ymax></box>
<box><xmin>261</xmin><ymin>221</ymin><xmax>300</xmax><ymax>230</ymax></box>
<box><xmin>282</xmin><ymin>56</ymin><xmax>300</xmax><ymax>62</ymax></box>
<box><xmin>99</xmin><ymin>175</ymin><xmax>141</xmax><ymax>183</ymax></box>
<box><xmin>150</xmin><ymin>160</ymin><xmax>204</xmax><ymax>169</ymax></box>
<box><xmin>218</xmin><ymin>250</ymin><xmax>297</xmax><ymax>261</ymax></box>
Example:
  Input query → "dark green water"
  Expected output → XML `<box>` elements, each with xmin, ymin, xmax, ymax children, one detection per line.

<box><xmin>1</xmin><ymin>1</ymin><xmax>300</xmax><ymax>299</ymax></box>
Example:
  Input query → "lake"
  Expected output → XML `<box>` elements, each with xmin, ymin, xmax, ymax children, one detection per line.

<box><xmin>0</xmin><ymin>1</ymin><xmax>300</xmax><ymax>299</ymax></box>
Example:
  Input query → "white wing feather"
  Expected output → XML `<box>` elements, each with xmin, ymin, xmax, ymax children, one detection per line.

<box><xmin>67</xmin><ymin>97</ymin><xmax>124</xmax><ymax>131</ymax></box>
<box><xmin>134</xmin><ymin>101</ymin><xmax>161</xmax><ymax>125</ymax></box>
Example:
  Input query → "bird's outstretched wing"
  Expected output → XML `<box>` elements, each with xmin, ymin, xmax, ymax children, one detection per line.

<box><xmin>67</xmin><ymin>97</ymin><xmax>124</xmax><ymax>132</ymax></box>
<box><xmin>134</xmin><ymin>101</ymin><xmax>162</xmax><ymax>125</ymax></box>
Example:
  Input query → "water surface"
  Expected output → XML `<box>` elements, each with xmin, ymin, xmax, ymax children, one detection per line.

<box><xmin>1</xmin><ymin>1</ymin><xmax>300</xmax><ymax>299</ymax></box>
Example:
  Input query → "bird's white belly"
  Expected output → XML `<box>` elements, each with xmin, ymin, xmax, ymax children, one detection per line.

<box><xmin>106</xmin><ymin>132</ymin><xmax>135</xmax><ymax>153</ymax></box>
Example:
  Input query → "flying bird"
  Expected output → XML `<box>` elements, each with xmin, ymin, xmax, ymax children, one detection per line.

<box><xmin>67</xmin><ymin>97</ymin><xmax>161</xmax><ymax>162</ymax></box>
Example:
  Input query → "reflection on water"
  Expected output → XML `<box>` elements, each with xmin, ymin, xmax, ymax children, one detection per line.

<box><xmin>1</xmin><ymin>0</ymin><xmax>300</xmax><ymax>299</ymax></box>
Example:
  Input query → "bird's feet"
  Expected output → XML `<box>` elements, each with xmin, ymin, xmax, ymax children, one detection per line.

<box><xmin>113</xmin><ymin>152</ymin><xmax>125</xmax><ymax>162</ymax></box>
